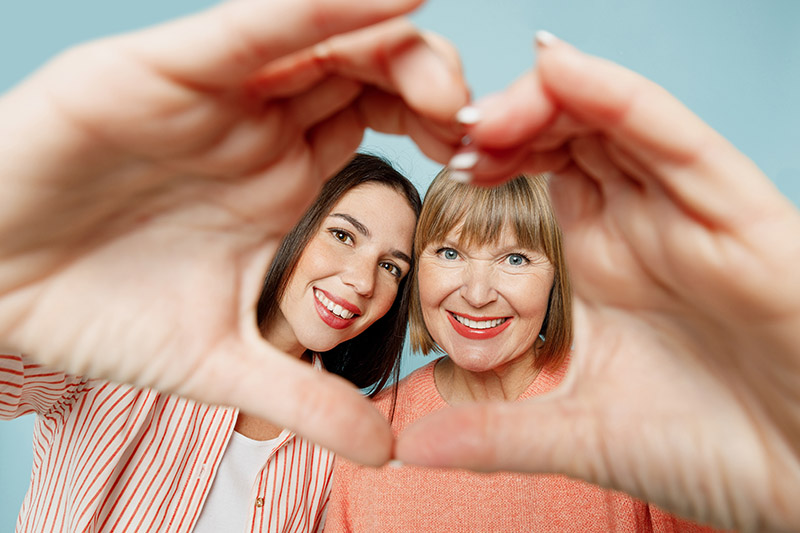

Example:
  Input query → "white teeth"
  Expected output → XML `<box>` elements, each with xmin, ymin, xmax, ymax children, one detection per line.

<box><xmin>315</xmin><ymin>290</ymin><xmax>355</xmax><ymax>320</ymax></box>
<box><xmin>453</xmin><ymin>314</ymin><xmax>506</xmax><ymax>330</ymax></box>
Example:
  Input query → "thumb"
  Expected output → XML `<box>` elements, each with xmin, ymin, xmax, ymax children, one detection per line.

<box><xmin>395</xmin><ymin>394</ymin><xmax>612</xmax><ymax>481</ymax></box>
<box><xmin>181</xmin><ymin>338</ymin><xmax>393</xmax><ymax>466</ymax></box>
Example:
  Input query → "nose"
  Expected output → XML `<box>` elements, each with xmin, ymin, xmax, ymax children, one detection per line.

<box><xmin>460</xmin><ymin>262</ymin><xmax>497</xmax><ymax>308</ymax></box>
<box><xmin>341</xmin><ymin>258</ymin><xmax>376</xmax><ymax>298</ymax></box>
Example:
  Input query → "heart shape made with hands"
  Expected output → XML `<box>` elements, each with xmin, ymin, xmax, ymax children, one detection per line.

<box><xmin>1</xmin><ymin>1</ymin><xmax>799</xmax><ymax>530</ymax></box>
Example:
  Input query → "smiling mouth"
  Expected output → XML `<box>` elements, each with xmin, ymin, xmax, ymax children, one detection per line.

<box><xmin>450</xmin><ymin>312</ymin><xmax>508</xmax><ymax>330</ymax></box>
<box><xmin>315</xmin><ymin>289</ymin><xmax>357</xmax><ymax>320</ymax></box>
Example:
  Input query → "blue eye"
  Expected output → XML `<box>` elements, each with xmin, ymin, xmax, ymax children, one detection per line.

<box><xmin>438</xmin><ymin>248</ymin><xmax>459</xmax><ymax>260</ymax></box>
<box><xmin>507</xmin><ymin>253</ymin><xmax>529</xmax><ymax>266</ymax></box>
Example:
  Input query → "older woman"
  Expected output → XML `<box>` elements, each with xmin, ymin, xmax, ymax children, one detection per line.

<box><xmin>324</xmin><ymin>170</ymin><xmax>722</xmax><ymax>532</ymax></box>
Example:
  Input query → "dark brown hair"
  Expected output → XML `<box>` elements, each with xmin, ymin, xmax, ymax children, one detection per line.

<box><xmin>256</xmin><ymin>153</ymin><xmax>421</xmax><ymax>396</ymax></box>
<box><xmin>409</xmin><ymin>169</ymin><xmax>572</xmax><ymax>370</ymax></box>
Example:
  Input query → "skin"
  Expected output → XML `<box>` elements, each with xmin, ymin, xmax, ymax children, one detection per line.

<box><xmin>0</xmin><ymin>0</ymin><xmax>469</xmax><ymax>466</ymax></box>
<box><xmin>418</xmin><ymin>226</ymin><xmax>553</xmax><ymax>405</ymax></box>
<box><xmin>240</xmin><ymin>183</ymin><xmax>416</xmax><ymax>440</ymax></box>
<box><xmin>268</xmin><ymin>183</ymin><xmax>416</xmax><ymax>357</ymax></box>
<box><xmin>396</xmin><ymin>35</ymin><xmax>800</xmax><ymax>531</ymax></box>
<box><xmin>3</xmin><ymin>2</ymin><xmax>797</xmax><ymax>528</ymax></box>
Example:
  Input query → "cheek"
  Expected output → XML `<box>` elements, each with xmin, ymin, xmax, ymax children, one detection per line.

<box><xmin>513</xmin><ymin>277</ymin><xmax>554</xmax><ymax>322</ymax></box>
<box><xmin>417</xmin><ymin>264</ymin><xmax>449</xmax><ymax>310</ymax></box>
<box><xmin>417</xmin><ymin>267</ymin><xmax>452</xmax><ymax>339</ymax></box>
<box><xmin>294</xmin><ymin>238</ymin><xmax>330</xmax><ymax>275</ymax></box>
<box><xmin>372</xmin><ymin>283</ymin><xmax>399</xmax><ymax>319</ymax></box>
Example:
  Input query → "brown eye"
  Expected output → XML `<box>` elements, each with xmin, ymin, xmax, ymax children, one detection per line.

<box><xmin>380</xmin><ymin>262</ymin><xmax>403</xmax><ymax>279</ymax></box>
<box><xmin>330</xmin><ymin>229</ymin><xmax>354</xmax><ymax>245</ymax></box>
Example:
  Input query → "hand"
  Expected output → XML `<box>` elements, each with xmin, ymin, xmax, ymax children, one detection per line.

<box><xmin>0</xmin><ymin>0</ymin><xmax>468</xmax><ymax>466</ymax></box>
<box><xmin>396</xmin><ymin>34</ymin><xmax>800</xmax><ymax>531</ymax></box>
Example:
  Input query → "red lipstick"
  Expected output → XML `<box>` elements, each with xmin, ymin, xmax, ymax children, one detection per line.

<box><xmin>313</xmin><ymin>288</ymin><xmax>360</xmax><ymax>330</ymax></box>
<box><xmin>447</xmin><ymin>312</ymin><xmax>511</xmax><ymax>340</ymax></box>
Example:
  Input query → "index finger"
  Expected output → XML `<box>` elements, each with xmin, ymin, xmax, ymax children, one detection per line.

<box><xmin>119</xmin><ymin>0</ymin><xmax>426</xmax><ymax>87</ymax></box>
<box><xmin>249</xmin><ymin>18</ymin><xmax>469</xmax><ymax>122</ymax></box>
<box><xmin>466</xmin><ymin>35</ymin><xmax>781</xmax><ymax>224</ymax></box>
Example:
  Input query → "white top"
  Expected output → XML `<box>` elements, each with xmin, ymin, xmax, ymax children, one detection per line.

<box><xmin>193</xmin><ymin>430</ymin><xmax>284</xmax><ymax>532</ymax></box>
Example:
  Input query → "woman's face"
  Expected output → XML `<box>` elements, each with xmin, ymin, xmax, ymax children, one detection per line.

<box><xmin>418</xmin><ymin>225</ymin><xmax>554</xmax><ymax>373</ymax></box>
<box><xmin>271</xmin><ymin>183</ymin><xmax>416</xmax><ymax>355</ymax></box>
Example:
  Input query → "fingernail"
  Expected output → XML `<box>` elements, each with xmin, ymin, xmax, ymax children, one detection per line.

<box><xmin>448</xmin><ymin>170</ymin><xmax>472</xmax><ymax>183</ymax></box>
<box><xmin>535</xmin><ymin>30</ymin><xmax>558</xmax><ymax>48</ymax></box>
<box><xmin>456</xmin><ymin>106</ymin><xmax>482</xmax><ymax>125</ymax></box>
<box><xmin>448</xmin><ymin>151</ymin><xmax>479</xmax><ymax>170</ymax></box>
<box><xmin>387</xmin><ymin>459</ymin><xmax>405</xmax><ymax>469</ymax></box>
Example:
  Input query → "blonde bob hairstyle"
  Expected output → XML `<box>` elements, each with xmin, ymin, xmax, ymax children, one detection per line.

<box><xmin>409</xmin><ymin>170</ymin><xmax>573</xmax><ymax>370</ymax></box>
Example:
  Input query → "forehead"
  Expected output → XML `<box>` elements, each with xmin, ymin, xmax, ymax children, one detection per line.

<box><xmin>331</xmin><ymin>182</ymin><xmax>405</xmax><ymax>209</ymax></box>
<box><xmin>328</xmin><ymin>182</ymin><xmax>416</xmax><ymax>246</ymax></box>
<box><xmin>441</xmin><ymin>222</ymin><xmax>527</xmax><ymax>250</ymax></box>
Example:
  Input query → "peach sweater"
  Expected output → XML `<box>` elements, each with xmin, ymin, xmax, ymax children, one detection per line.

<box><xmin>325</xmin><ymin>358</ymin><xmax>723</xmax><ymax>533</ymax></box>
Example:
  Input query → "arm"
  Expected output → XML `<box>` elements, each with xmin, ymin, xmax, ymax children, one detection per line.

<box><xmin>396</xmin><ymin>33</ymin><xmax>800</xmax><ymax>531</ymax></box>
<box><xmin>0</xmin><ymin>354</ymin><xmax>82</xmax><ymax>419</ymax></box>
<box><xmin>0</xmin><ymin>0</ymin><xmax>468</xmax><ymax>466</ymax></box>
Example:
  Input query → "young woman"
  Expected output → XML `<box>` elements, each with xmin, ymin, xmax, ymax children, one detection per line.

<box><xmin>0</xmin><ymin>153</ymin><xmax>421</xmax><ymax>532</ymax></box>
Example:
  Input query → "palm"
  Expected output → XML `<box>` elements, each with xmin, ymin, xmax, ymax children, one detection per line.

<box><xmin>397</xmin><ymin>39</ymin><xmax>800</xmax><ymax>530</ymax></box>
<box><xmin>553</xmin><ymin>131</ymin><xmax>800</xmax><ymax>527</ymax></box>
<box><xmin>0</xmin><ymin>0</ymin><xmax>467</xmax><ymax>465</ymax></box>
<box><xmin>4</xmin><ymin>37</ymin><xmax>357</xmax><ymax>392</ymax></box>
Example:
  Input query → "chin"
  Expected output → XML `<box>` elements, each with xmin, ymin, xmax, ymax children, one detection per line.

<box><xmin>302</xmin><ymin>333</ymin><xmax>356</xmax><ymax>354</ymax></box>
<box><xmin>303</xmin><ymin>341</ymin><xmax>339</xmax><ymax>353</ymax></box>
<box><xmin>449</xmin><ymin>353</ymin><xmax>496</xmax><ymax>373</ymax></box>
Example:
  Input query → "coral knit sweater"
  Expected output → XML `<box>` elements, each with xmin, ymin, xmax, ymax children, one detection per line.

<box><xmin>325</xmin><ymin>357</ymin><xmax>725</xmax><ymax>533</ymax></box>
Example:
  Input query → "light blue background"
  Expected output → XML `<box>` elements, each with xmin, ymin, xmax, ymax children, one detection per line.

<box><xmin>2</xmin><ymin>1</ymin><xmax>799</xmax><ymax>529</ymax></box>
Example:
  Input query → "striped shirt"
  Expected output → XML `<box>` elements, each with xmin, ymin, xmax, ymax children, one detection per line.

<box><xmin>0</xmin><ymin>354</ymin><xmax>333</xmax><ymax>532</ymax></box>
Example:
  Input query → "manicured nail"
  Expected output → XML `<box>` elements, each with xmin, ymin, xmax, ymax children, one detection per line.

<box><xmin>535</xmin><ymin>30</ymin><xmax>557</xmax><ymax>48</ymax></box>
<box><xmin>456</xmin><ymin>106</ymin><xmax>482</xmax><ymax>125</ymax></box>
<box><xmin>387</xmin><ymin>459</ymin><xmax>405</xmax><ymax>469</ymax></box>
<box><xmin>449</xmin><ymin>170</ymin><xmax>472</xmax><ymax>183</ymax></box>
<box><xmin>448</xmin><ymin>151</ymin><xmax>479</xmax><ymax>171</ymax></box>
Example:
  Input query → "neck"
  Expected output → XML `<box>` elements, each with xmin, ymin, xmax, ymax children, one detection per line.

<box><xmin>434</xmin><ymin>354</ymin><xmax>540</xmax><ymax>405</ymax></box>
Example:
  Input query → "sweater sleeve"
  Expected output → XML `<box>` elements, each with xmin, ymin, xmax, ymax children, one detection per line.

<box><xmin>0</xmin><ymin>353</ymin><xmax>83</xmax><ymax>419</ymax></box>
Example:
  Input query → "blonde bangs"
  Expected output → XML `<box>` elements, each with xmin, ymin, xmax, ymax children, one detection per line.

<box><xmin>415</xmin><ymin>170</ymin><xmax>555</xmax><ymax>262</ymax></box>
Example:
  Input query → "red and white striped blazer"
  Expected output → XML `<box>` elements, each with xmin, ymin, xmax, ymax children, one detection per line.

<box><xmin>0</xmin><ymin>354</ymin><xmax>333</xmax><ymax>532</ymax></box>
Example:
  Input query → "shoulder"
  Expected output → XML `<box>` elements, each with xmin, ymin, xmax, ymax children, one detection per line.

<box><xmin>0</xmin><ymin>353</ymin><xmax>95</xmax><ymax>418</ymax></box>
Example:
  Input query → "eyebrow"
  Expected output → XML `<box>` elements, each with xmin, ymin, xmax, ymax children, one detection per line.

<box><xmin>392</xmin><ymin>250</ymin><xmax>413</xmax><ymax>265</ymax></box>
<box><xmin>330</xmin><ymin>213</ymin><xmax>412</xmax><ymax>265</ymax></box>
<box><xmin>330</xmin><ymin>213</ymin><xmax>369</xmax><ymax>237</ymax></box>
